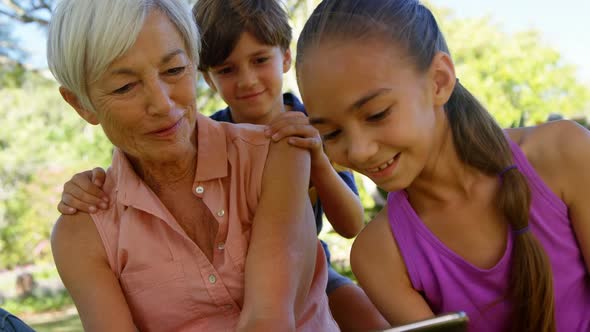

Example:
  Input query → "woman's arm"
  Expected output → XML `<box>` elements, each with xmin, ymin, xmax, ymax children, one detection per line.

<box><xmin>238</xmin><ymin>139</ymin><xmax>317</xmax><ymax>331</ymax></box>
<box><xmin>51</xmin><ymin>213</ymin><xmax>136</xmax><ymax>332</ymax></box>
<box><xmin>266</xmin><ymin>111</ymin><xmax>364</xmax><ymax>238</ymax></box>
<box><xmin>351</xmin><ymin>208</ymin><xmax>434</xmax><ymax>326</ymax></box>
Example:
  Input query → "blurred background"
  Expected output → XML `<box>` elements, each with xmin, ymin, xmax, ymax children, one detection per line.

<box><xmin>1</xmin><ymin>0</ymin><xmax>588</xmax><ymax>330</ymax></box>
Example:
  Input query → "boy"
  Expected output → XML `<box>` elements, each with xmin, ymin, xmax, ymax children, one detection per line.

<box><xmin>193</xmin><ymin>1</ymin><xmax>386</xmax><ymax>329</ymax></box>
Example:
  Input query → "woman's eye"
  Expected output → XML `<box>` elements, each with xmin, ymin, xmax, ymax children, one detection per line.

<box><xmin>112</xmin><ymin>83</ymin><xmax>135</xmax><ymax>95</ymax></box>
<box><xmin>166</xmin><ymin>66</ymin><xmax>186</xmax><ymax>75</ymax></box>
<box><xmin>321</xmin><ymin>130</ymin><xmax>341</xmax><ymax>141</ymax></box>
<box><xmin>367</xmin><ymin>108</ymin><xmax>391</xmax><ymax>122</ymax></box>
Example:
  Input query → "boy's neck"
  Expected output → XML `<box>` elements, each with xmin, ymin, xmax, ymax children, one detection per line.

<box><xmin>229</xmin><ymin>94</ymin><xmax>287</xmax><ymax>125</ymax></box>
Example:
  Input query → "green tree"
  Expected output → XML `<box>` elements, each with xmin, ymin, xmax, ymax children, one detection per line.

<box><xmin>432</xmin><ymin>11</ymin><xmax>590</xmax><ymax>126</ymax></box>
<box><xmin>0</xmin><ymin>0</ymin><xmax>52</xmax><ymax>26</ymax></box>
<box><xmin>0</xmin><ymin>81</ymin><xmax>113</xmax><ymax>268</ymax></box>
<box><xmin>0</xmin><ymin>20</ymin><xmax>28</xmax><ymax>87</ymax></box>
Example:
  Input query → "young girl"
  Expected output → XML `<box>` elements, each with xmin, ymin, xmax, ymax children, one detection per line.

<box><xmin>272</xmin><ymin>0</ymin><xmax>590</xmax><ymax>331</ymax></box>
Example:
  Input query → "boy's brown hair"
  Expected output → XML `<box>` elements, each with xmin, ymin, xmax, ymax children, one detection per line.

<box><xmin>193</xmin><ymin>0</ymin><xmax>292</xmax><ymax>71</ymax></box>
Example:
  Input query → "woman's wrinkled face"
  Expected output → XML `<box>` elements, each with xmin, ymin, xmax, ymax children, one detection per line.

<box><xmin>87</xmin><ymin>9</ymin><xmax>198</xmax><ymax>164</ymax></box>
<box><xmin>298</xmin><ymin>39</ymin><xmax>440</xmax><ymax>192</ymax></box>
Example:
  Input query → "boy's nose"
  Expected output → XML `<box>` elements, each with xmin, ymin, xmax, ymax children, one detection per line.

<box><xmin>237</xmin><ymin>68</ymin><xmax>258</xmax><ymax>89</ymax></box>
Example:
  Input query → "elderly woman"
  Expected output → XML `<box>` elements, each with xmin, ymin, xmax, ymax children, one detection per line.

<box><xmin>47</xmin><ymin>0</ymin><xmax>337</xmax><ymax>331</ymax></box>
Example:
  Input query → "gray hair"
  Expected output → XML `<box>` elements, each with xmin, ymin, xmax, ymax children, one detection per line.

<box><xmin>47</xmin><ymin>0</ymin><xmax>200</xmax><ymax>112</ymax></box>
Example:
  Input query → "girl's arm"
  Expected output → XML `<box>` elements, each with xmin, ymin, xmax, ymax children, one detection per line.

<box><xmin>238</xmin><ymin>139</ymin><xmax>317</xmax><ymax>331</ymax></box>
<box><xmin>309</xmin><ymin>156</ymin><xmax>364</xmax><ymax>238</ymax></box>
<box><xmin>351</xmin><ymin>208</ymin><xmax>434</xmax><ymax>326</ymax></box>
<box><xmin>266</xmin><ymin>111</ymin><xmax>364</xmax><ymax>238</ymax></box>
<box><xmin>51</xmin><ymin>213</ymin><xmax>136</xmax><ymax>331</ymax></box>
<box><xmin>515</xmin><ymin>120</ymin><xmax>590</xmax><ymax>273</ymax></box>
<box><xmin>551</xmin><ymin>121</ymin><xmax>590</xmax><ymax>272</ymax></box>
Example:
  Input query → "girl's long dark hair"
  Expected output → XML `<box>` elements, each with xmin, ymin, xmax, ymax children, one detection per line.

<box><xmin>296</xmin><ymin>1</ymin><xmax>555</xmax><ymax>331</ymax></box>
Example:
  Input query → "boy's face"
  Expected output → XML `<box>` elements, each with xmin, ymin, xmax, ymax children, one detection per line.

<box><xmin>204</xmin><ymin>31</ymin><xmax>291</xmax><ymax>125</ymax></box>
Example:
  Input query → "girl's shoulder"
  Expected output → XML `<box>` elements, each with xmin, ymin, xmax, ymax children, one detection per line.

<box><xmin>505</xmin><ymin>120</ymin><xmax>590</xmax><ymax>203</ymax></box>
<box><xmin>505</xmin><ymin>120</ymin><xmax>588</xmax><ymax>166</ymax></box>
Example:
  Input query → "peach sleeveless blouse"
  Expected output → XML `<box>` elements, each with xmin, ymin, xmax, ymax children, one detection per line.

<box><xmin>91</xmin><ymin>113</ymin><xmax>337</xmax><ymax>331</ymax></box>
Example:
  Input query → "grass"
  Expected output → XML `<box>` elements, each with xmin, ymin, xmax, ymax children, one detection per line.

<box><xmin>30</xmin><ymin>313</ymin><xmax>82</xmax><ymax>332</ymax></box>
<box><xmin>2</xmin><ymin>290</ymin><xmax>74</xmax><ymax>316</ymax></box>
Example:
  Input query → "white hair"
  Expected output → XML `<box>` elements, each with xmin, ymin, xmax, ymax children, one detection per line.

<box><xmin>47</xmin><ymin>0</ymin><xmax>200</xmax><ymax>112</ymax></box>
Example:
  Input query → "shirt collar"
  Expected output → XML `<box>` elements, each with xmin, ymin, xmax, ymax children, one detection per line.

<box><xmin>194</xmin><ymin>111</ymin><xmax>228</xmax><ymax>181</ymax></box>
<box><xmin>110</xmin><ymin>112</ymin><xmax>228</xmax><ymax>210</ymax></box>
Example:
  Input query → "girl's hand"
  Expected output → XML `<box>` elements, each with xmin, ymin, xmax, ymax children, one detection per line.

<box><xmin>265</xmin><ymin>112</ymin><xmax>324</xmax><ymax>163</ymax></box>
<box><xmin>58</xmin><ymin>167</ymin><xmax>108</xmax><ymax>214</ymax></box>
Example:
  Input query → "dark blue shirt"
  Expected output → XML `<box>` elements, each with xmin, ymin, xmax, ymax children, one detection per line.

<box><xmin>210</xmin><ymin>93</ymin><xmax>359</xmax><ymax>234</ymax></box>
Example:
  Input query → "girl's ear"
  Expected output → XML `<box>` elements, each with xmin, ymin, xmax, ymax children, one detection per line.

<box><xmin>59</xmin><ymin>87</ymin><xmax>99</xmax><ymax>125</ymax></box>
<box><xmin>282</xmin><ymin>48</ymin><xmax>292</xmax><ymax>73</ymax></box>
<box><xmin>430</xmin><ymin>52</ymin><xmax>456</xmax><ymax>107</ymax></box>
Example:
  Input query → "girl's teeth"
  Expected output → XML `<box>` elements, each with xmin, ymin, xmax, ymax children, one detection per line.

<box><xmin>370</xmin><ymin>158</ymin><xmax>395</xmax><ymax>173</ymax></box>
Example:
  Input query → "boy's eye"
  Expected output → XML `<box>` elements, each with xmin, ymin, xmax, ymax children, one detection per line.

<box><xmin>254</xmin><ymin>57</ymin><xmax>270</xmax><ymax>64</ymax></box>
<box><xmin>112</xmin><ymin>83</ymin><xmax>136</xmax><ymax>95</ymax></box>
<box><xmin>165</xmin><ymin>66</ymin><xmax>186</xmax><ymax>75</ymax></box>
<box><xmin>321</xmin><ymin>129</ymin><xmax>341</xmax><ymax>141</ymax></box>
<box><xmin>216</xmin><ymin>67</ymin><xmax>233</xmax><ymax>75</ymax></box>
<box><xmin>367</xmin><ymin>108</ymin><xmax>391</xmax><ymax>122</ymax></box>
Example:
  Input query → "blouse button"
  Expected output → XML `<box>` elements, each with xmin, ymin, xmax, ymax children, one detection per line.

<box><xmin>216</xmin><ymin>209</ymin><xmax>225</xmax><ymax>217</ymax></box>
<box><xmin>195</xmin><ymin>186</ymin><xmax>204</xmax><ymax>194</ymax></box>
<box><xmin>208</xmin><ymin>274</ymin><xmax>217</xmax><ymax>284</ymax></box>
<box><xmin>217</xmin><ymin>242</ymin><xmax>225</xmax><ymax>250</ymax></box>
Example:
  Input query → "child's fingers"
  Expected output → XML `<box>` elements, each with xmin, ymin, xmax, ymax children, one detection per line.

<box><xmin>265</xmin><ymin>113</ymin><xmax>309</xmax><ymax>136</ymax></box>
<box><xmin>62</xmin><ymin>181</ymin><xmax>107</xmax><ymax>209</ymax></box>
<box><xmin>270</xmin><ymin>124</ymin><xmax>319</xmax><ymax>142</ymax></box>
<box><xmin>57</xmin><ymin>201</ymin><xmax>77</xmax><ymax>215</ymax></box>
<box><xmin>71</xmin><ymin>171</ymin><xmax>108</xmax><ymax>202</ymax></box>
<box><xmin>60</xmin><ymin>193</ymin><xmax>100</xmax><ymax>214</ymax></box>
<box><xmin>91</xmin><ymin>167</ymin><xmax>107</xmax><ymax>188</ymax></box>
<box><xmin>287</xmin><ymin>137</ymin><xmax>323</xmax><ymax>151</ymax></box>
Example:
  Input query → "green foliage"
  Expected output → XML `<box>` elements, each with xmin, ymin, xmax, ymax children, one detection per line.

<box><xmin>0</xmin><ymin>21</ymin><xmax>28</xmax><ymax>88</ymax></box>
<box><xmin>431</xmin><ymin>10</ymin><xmax>590</xmax><ymax>126</ymax></box>
<box><xmin>0</xmin><ymin>81</ymin><xmax>112</xmax><ymax>269</ymax></box>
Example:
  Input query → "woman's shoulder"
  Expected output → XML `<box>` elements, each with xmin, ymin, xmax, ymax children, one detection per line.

<box><xmin>220</xmin><ymin>121</ymin><xmax>270</xmax><ymax>147</ymax></box>
<box><xmin>51</xmin><ymin>213</ymin><xmax>107</xmax><ymax>268</ymax></box>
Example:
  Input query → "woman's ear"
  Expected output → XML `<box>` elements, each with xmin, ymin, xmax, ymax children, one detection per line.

<box><xmin>59</xmin><ymin>87</ymin><xmax>99</xmax><ymax>125</ymax></box>
<box><xmin>430</xmin><ymin>52</ymin><xmax>456</xmax><ymax>107</ymax></box>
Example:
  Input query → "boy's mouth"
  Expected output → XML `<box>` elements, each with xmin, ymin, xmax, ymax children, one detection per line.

<box><xmin>237</xmin><ymin>89</ymin><xmax>266</xmax><ymax>100</ymax></box>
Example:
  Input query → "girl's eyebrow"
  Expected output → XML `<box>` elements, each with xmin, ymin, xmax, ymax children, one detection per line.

<box><xmin>350</xmin><ymin>88</ymin><xmax>391</xmax><ymax>111</ymax></box>
<box><xmin>310</xmin><ymin>88</ymin><xmax>392</xmax><ymax>125</ymax></box>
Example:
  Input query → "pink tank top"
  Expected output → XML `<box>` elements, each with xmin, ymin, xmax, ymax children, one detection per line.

<box><xmin>387</xmin><ymin>138</ymin><xmax>590</xmax><ymax>331</ymax></box>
